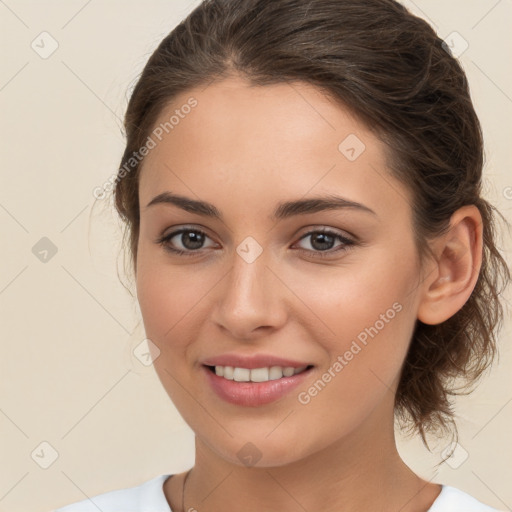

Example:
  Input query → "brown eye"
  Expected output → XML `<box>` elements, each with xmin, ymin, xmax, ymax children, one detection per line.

<box><xmin>294</xmin><ymin>229</ymin><xmax>356</xmax><ymax>258</ymax></box>
<box><xmin>156</xmin><ymin>228</ymin><xmax>216</xmax><ymax>256</ymax></box>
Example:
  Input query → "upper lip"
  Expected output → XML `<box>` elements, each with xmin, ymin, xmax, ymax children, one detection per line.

<box><xmin>201</xmin><ymin>353</ymin><xmax>313</xmax><ymax>369</ymax></box>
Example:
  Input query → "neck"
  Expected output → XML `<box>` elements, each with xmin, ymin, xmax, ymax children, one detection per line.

<box><xmin>178</xmin><ymin>410</ymin><xmax>441</xmax><ymax>512</ymax></box>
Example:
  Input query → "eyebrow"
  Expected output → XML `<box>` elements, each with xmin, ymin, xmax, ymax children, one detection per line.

<box><xmin>145</xmin><ymin>191</ymin><xmax>377</xmax><ymax>221</ymax></box>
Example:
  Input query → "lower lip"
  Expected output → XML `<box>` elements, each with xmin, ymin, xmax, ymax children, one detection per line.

<box><xmin>202</xmin><ymin>365</ymin><xmax>313</xmax><ymax>407</ymax></box>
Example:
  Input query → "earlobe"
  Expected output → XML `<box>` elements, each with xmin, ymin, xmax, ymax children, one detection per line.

<box><xmin>417</xmin><ymin>205</ymin><xmax>483</xmax><ymax>326</ymax></box>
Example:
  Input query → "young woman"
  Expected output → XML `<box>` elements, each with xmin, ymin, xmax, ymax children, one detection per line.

<box><xmin>52</xmin><ymin>0</ymin><xmax>510</xmax><ymax>510</ymax></box>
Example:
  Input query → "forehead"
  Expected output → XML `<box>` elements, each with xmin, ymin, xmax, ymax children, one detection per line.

<box><xmin>145</xmin><ymin>76</ymin><xmax>372</xmax><ymax>161</ymax></box>
<box><xmin>138</xmin><ymin>76</ymin><xmax>411</xmax><ymax>220</ymax></box>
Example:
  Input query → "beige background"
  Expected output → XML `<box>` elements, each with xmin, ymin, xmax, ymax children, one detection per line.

<box><xmin>0</xmin><ymin>1</ymin><xmax>511</xmax><ymax>511</ymax></box>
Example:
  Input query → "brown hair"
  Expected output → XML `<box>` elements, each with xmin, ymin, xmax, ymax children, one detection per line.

<box><xmin>113</xmin><ymin>0</ymin><xmax>510</xmax><ymax>441</ymax></box>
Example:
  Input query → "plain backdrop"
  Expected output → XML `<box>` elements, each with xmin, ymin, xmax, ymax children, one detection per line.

<box><xmin>0</xmin><ymin>1</ymin><xmax>511</xmax><ymax>511</ymax></box>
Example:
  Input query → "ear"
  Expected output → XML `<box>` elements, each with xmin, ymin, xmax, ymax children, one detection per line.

<box><xmin>417</xmin><ymin>205</ymin><xmax>483</xmax><ymax>325</ymax></box>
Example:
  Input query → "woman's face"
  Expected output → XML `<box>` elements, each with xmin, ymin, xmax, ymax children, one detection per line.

<box><xmin>136</xmin><ymin>76</ymin><xmax>427</xmax><ymax>467</ymax></box>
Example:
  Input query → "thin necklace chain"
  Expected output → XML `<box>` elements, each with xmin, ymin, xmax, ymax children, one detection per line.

<box><xmin>181</xmin><ymin>469</ymin><xmax>191</xmax><ymax>512</ymax></box>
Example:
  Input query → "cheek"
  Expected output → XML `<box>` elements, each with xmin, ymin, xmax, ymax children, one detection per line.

<box><xmin>136</xmin><ymin>268</ymin><xmax>174</xmax><ymax>343</ymax></box>
<box><xmin>292</xmin><ymin>299</ymin><xmax>414</xmax><ymax>445</ymax></box>
<box><xmin>292</xmin><ymin>247</ymin><xmax>417</xmax><ymax>391</ymax></box>
<box><xmin>136</xmin><ymin>252</ymin><xmax>207</xmax><ymax>346</ymax></box>
<box><xmin>135</xmin><ymin>255</ymin><xmax>206</xmax><ymax>416</ymax></box>
<box><xmin>293</xmin><ymin>247</ymin><xmax>413</xmax><ymax>342</ymax></box>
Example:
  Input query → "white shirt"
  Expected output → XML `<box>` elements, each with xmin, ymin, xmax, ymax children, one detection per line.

<box><xmin>50</xmin><ymin>474</ymin><xmax>504</xmax><ymax>511</ymax></box>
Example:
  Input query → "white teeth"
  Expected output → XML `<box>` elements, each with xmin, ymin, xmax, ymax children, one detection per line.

<box><xmin>212</xmin><ymin>365</ymin><xmax>308</xmax><ymax>382</ymax></box>
<box><xmin>223</xmin><ymin>366</ymin><xmax>234</xmax><ymax>380</ymax></box>
<box><xmin>233</xmin><ymin>367</ymin><xmax>250</xmax><ymax>382</ymax></box>
<box><xmin>250</xmin><ymin>367</ymin><xmax>269</xmax><ymax>382</ymax></box>
<box><xmin>269</xmin><ymin>366</ymin><xmax>283</xmax><ymax>380</ymax></box>
<box><xmin>283</xmin><ymin>367</ymin><xmax>295</xmax><ymax>377</ymax></box>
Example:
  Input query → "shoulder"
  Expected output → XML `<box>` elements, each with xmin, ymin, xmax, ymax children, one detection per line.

<box><xmin>49</xmin><ymin>474</ymin><xmax>173</xmax><ymax>512</ymax></box>
<box><xmin>429</xmin><ymin>485</ymin><xmax>505</xmax><ymax>512</ymax></box>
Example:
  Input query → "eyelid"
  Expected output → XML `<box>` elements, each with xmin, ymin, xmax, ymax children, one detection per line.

<box><xmin>296</xmin><ymin>224</ymin><xmax>356</xmax><ymax>241</ymax></box>
<box><xmin>156</xmin><ymin>224</ymin><xmax>360</xmax><ymax>258</ymax></box>
<box><xmin>291</xmin><ymin>227</ymin><xmax>356</xmax><ymax>256</ymax></box>
<box><xmin>158</xmin><ymin>224</ymin><xmax>216</xmax><ymax>242</ymax></box>
<box><xmin>156</xmin><ymin>225</ymin><xmax>218</xmax><ymax>252</ymax></box>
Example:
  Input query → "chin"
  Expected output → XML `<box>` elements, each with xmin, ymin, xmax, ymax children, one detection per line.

<box><xmin>200</xmin><ymin>429</ymin><xmax>313</xmax><ymax>469</ymax></box>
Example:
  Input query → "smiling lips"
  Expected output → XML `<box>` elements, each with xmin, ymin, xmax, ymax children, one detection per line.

<box><xmin>211</xmin><ymin>364</ymin><xmax>309</xmax><ymax>382</ymax></box>
<box><xmin>201</xmin><ymin>353</ymin><xmax>314</xmax><ymax>406</ymax></box>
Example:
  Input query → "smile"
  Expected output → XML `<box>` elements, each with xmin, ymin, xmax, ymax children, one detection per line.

<box><xmin>207</xmin><ymin>364</ymin><xmax>311</xmax><ymax>382</ymax></box>
<box><xmin>203</xmin><ymin>364</ymin><xmax>314</xmax><ymax>406</ymax></box>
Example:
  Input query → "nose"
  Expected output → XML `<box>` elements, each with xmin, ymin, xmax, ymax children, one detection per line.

<box><xmin>211</xmin><ymin>246</ymin><xmax>287</xmax><ymax>340</ymax></box>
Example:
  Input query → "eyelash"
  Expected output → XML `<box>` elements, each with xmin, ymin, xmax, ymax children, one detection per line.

<box><xmin>156</xmin><ymin>227</ymin><xmax>357</xmax><ymax>259</ymax></box>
